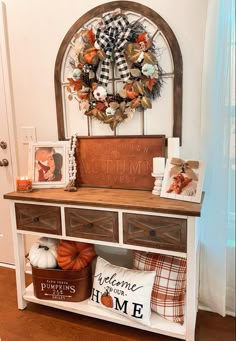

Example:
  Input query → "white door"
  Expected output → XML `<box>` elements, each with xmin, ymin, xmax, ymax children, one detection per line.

<box><xmin>0</xmin><ymin>3</ymin><xmax>16</xmax><ymax>264</ymax></box>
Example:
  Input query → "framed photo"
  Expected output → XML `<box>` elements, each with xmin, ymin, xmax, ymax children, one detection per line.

<box><xmin>28</xmin><ymin>141</ymin><xmax>70</xmax><ymax>188</ymax></box>
<box><xmin>160</xmin><ymin>158</ymin><xmax>205</xmax><ymax>203</ymax></box>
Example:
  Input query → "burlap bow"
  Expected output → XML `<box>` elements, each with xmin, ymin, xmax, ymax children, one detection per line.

<box><xmin>169</xmin><ymin>158</ymin><xmax>199</xmax><ymax>181</ymax></box>
<box><xmin>96</xmin><ymin>12</ymin><xmax>132</xmax><ymax>86</ymax></box>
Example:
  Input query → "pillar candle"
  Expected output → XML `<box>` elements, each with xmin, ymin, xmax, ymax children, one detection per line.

<box><xmin>168</xmin><ymin>137</ymin><xmax>180</xmax><ymax>158</ymax></box>
<box><xmin>153</xmin><ymin>157</ymin><xmax>165</xmax><ymax>174</ymax></box>
<box><xmin>16</xmin><ymin>176</ymin><xmax>32</xmax><ymax>192</ymax></box>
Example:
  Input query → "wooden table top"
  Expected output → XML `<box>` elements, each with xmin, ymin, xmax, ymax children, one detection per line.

<box><xmin>4</xmin><ymin>187</ymin><xmax>203</xmax><ymax>217</ymax></box>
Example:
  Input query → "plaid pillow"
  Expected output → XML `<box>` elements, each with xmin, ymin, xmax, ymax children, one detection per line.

<box><xmin>133</xmin><ymin>251</ymin><xmax>187</xmax><ymax>325</ymax></box>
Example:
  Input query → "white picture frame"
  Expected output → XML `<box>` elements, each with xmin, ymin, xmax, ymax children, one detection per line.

<box><xmin>160</xmin><ymin>158</ymin><xmax>205</xmax><ymax>203</ymax></box>
<box><xmin>28</xmin><ymin>141</ymin><xmax>70</xmax><ymax>189</ymax></box>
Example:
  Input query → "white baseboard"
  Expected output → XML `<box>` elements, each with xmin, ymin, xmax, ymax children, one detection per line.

<box><xmin>0</xmin><ymin>261</ymin><xmax>32</xmax><ymax>274</ymax></box>
<box><xmin>25</xmin><ymin>261</ymin><xmax>32</xmax><ymax>274</ymax></box>
<box><xmin>0</xmin><ymin>262</ymin><xmax>15</xmax><ymax>269</ymax></box>
<box><xmin>199</xmin><ymin>304</ymin><xmax>236</xmax><ymax>317</ymax></box>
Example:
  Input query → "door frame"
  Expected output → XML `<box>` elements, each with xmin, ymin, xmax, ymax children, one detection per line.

<box><xmin>0</xmin><ymin>1</ymin><xmax>18</xmax><ymax>265</ymax></box>
<box><xmin>0</xmin><ymin>1</ymin><xmax>18</xmax><ymax>185</ymax></box>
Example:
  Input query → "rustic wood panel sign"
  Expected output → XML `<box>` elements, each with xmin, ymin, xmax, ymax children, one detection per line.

<box><xmin>75</xmin><ymin>136</ymin><xmax>165</xmax><ymax>190</ymax></box>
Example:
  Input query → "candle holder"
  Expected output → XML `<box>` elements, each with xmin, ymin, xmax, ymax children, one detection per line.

<box><xmin>152</xmin><ymin>172</ymin><xmax>164</xmax><ymax>196</ymax></box>
<box><xmin>16</xmin><ymin>177</ymin><xmax>33</xmax><ymax>193</ymax></box>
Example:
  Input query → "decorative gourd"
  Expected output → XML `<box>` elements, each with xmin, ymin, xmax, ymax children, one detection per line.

<box><xmin>57</xmin><ymin>240</ymin><xmax>96</xmax><ymax>270</ymax></box>
<box><xmin>28</xmin><ymin>237</ymin><xmax>58</xmax><ymax>269</ymax></box>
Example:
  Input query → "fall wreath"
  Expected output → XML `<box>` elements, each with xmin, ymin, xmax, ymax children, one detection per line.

<box><xmin>67</xmin><ymin>9</ymin><xmax>164</xmax><ymax>130</ymax></box>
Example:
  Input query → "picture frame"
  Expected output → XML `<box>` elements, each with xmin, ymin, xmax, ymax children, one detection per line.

<box><xmin>160</xmin><ymin>158</ymin><xmax>205</xmax><ymax>203</ymax></box>
<box><xmin>28</xmin><ymin>141</ymin><xmax>70</xmax><ymax>189</ymax></box>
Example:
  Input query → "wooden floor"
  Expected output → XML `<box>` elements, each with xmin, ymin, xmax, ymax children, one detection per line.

<box><xmin>0</xmin><ymin>267</ymin><xmax>235</xmax><ymax>341</ymax></box>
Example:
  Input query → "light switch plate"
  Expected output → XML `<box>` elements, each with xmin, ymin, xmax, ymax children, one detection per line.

<box><xmin>21</xmin><ymin>126</ymin><xmax>36</xmax><ymax>144</ymax></box>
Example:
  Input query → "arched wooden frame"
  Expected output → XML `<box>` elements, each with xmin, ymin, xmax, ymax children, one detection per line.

<box><xmin>55</xmin><ymin>1</ymin><xmax>183</xmax><ymax>142</ymax></box>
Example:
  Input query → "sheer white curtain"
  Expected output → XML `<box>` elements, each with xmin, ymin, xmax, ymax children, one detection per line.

<box><xmin>199</xmin><ymin>0</ymin><xmax>235</xmax><ymax>316</ymax></box>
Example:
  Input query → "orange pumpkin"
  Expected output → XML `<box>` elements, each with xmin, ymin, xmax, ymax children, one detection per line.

<box><xmin>124</xmin><ymin>84</ymin><xmax>139</xmax><ymax>99</ymax></box>
<box><xmin>83</xmin><ymin>48</ymin><xmax>98</xmax><ymax>65</ymax></box>
<box><xmin>77</xmin><ymin>90</ymin><xmax>90</xmax><ymax>100</ymax></box>
<box><xmin>57</xmin><ymin>240</ymin><xmax>96</xmax><ymax>270</ymax></box>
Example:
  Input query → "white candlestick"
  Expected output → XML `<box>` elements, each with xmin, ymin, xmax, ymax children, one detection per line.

<box><xmin>153</xmin><ymin>157</ymin><xmax>165</xmax><ymax>174</ymax></box>
<box><xmin>152</xmin><ymin>173</ymin><xmax>164</xmax><ymax>195</ymax></box>
<box><xmin>168</xmin><ymin>137</ymin><xmax>180</xmax><ymax>158</ymax></box>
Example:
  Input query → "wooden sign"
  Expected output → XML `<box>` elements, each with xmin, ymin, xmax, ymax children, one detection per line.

<box><xmin>75</xmin><ymin>136</ymin><xmax>165</xmax><ymax>190</ymax></box>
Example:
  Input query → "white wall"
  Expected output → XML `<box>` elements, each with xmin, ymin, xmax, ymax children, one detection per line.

<box><xmin>3</xmin><ymin>0</ymin><xmax>208</xmax><ymax>176</ymax></box>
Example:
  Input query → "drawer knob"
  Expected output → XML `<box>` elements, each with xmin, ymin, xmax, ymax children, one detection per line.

<box><xmin>149</xmin><ymin>230</ymin><xmax>156</xmax><ymax>237</ymax></box>
<box><xmin>33</xmin><ymin>216</ymin><xmax>40</xmax><ymax>223</ymax></box>
<box><xmin>86</xmin><ymin>222</ymin><xmax>93</xmax><ymax>228</ymax></box>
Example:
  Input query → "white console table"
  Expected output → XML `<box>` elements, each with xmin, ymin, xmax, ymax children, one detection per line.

<box><xmin>4</xmin><ymin>187</ymin><xmax>203</xmax><ymax>341</ymax></box>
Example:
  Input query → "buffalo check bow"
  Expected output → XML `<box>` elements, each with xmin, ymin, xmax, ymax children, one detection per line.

<box><xmin>96</xmin><ymin>13</ymin><xmax>132</xmax><ymax>86</ymax></box>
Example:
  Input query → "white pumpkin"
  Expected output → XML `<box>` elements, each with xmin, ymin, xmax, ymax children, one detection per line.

<box><xmin>28</xmin><ymin>237</ymin><xmax>58</xmax><ymax>269</ymax></box>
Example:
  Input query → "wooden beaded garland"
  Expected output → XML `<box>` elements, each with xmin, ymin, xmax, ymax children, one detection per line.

<box><xmin>64</xmin><ymin>133</ymin><xmax>78</xmax><ymax>192</ymax></box>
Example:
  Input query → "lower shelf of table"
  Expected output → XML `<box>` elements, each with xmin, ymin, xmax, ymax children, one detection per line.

<box><xmin>24</xmin><ymin>284</ymin><xmax>186</xmax><ymax>339</ymax></box>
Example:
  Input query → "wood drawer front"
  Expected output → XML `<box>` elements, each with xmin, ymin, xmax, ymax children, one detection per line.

<box><xmin>123</xmin><ymin>213</ymin><xmax>187</xmax><ymax>252</ymax></box>
<box><xmin>65</xmin><ymin>208</ymin><xmax>118</xmax><ymax>242</ymax></box>
<box><xmin>15</xmin><ymin>203</ymin><xmax>61</xmax><ymax>235</ymax></box>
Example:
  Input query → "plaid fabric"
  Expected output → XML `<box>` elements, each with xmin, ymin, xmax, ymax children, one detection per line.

<box><xmin>133</xmin><ymin>250</ymin><xmax>187</xmax><ymax>325</ymax></box>
<box><xmin>96</xmin><ymin>13</ymin><xmax>132</xmax><ymax>86</ymax></box>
